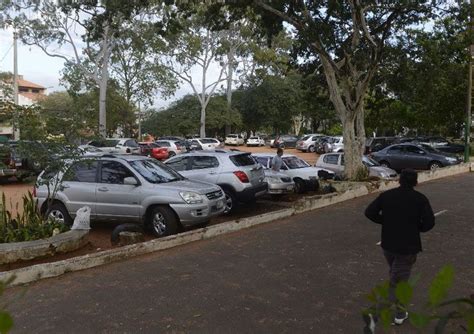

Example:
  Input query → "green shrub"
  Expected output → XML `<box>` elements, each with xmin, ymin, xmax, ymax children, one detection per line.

<box><xmin>0</xmin><ymin>192</ymin><xmax>69</xmax><ymax>243</ymax></box>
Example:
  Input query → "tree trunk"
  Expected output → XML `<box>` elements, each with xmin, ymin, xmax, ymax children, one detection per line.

<box><xmin>98</xmin><ymin>31</ymin><xmax>111</xmax><ymax>138</ymax></box>
<box><xmin>200</xmin><ymin>104</ymin><xmax>206</xmax><ymax>138</ymax></box>
<box><xmin>225</xmin><ymin>49</ymin><xmax>234</xmax><ymax>136</ymax></box>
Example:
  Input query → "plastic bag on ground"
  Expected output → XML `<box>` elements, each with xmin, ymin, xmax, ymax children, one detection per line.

<box><xmin>71</xmin><ymin>206</ymin><xmax>91</xmax><ymax>230</ymax></box>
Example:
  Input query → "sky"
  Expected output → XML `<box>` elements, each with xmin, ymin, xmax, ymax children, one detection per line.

<box><xmin>0</xmin><ymin>27</ymin><xmax>222</xmax><ymax>110</ymax></box>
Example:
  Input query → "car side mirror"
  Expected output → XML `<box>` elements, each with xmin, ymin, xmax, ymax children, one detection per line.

<box><xmin>123</xmin><ymin>177</ymin><xmax>138</xmax><ymax>186</ymax></box>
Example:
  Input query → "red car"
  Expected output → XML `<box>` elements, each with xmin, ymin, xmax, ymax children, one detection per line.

<box><xmin>138</xmin><ymin>142</ymin><xmax>169</xmax><ymax>160</ymax></box>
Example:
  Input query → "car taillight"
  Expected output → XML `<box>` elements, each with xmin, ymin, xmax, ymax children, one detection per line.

<box><xmin>233</xmin><ymin>171</ymin><xmax>249</xmax><ymax>183</ymax></box>
<box><xmin>176</xmin><ymin>144</ymin><xmax>181</xmax><ymax>150</ymax></box>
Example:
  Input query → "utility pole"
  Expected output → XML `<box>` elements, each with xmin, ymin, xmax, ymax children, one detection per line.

<box><xmin>13</xmin><ymin>29</ymin><xmax>20</xmax><ymax>140</ymax></box>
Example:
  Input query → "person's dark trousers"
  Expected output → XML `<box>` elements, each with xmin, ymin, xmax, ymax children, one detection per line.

<box><xmin>383</xmin><ymin>250</ymin><xmax>417</xmax><ymax>316</ymax></box>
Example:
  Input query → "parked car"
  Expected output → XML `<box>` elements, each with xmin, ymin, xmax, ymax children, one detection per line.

<box><xmin>314</xmin><ymin>136</ymin><xmax>332</xmax><ymax>154</ymax></box>
<box><xmin>252</xmin><ymin>153</ymin><xmax>335</xmax><ymax>193</ymax></box>
<box><xmin>159</xmin><ymin>136</ymin><xmax>190</xmax><ymax>152</ymax></box>
<box><xmin>296</xmin><ymin>134</ymin><xmax>324</xmax><ymax>152</ymax></box>
<box><xmin>139</xmin><ymin>142</ymin><xmax>169</xmax><ymax>160</ymax></box>
<box><xmin>246</xmin><ymin>136</ymin><xmax>265</xmax><ymax>147</ymax></box>
<box><xmin>324</xmin><ymin>136</ymin><xmax>344</xmax><ymax>153</ymax></box>
<box><xmin>261</xmin><ymin>169</ymin><xmax>295</xmax><ymax>194</ymax></box>
<box><xmin>0</xmin><ymin>144</ymin><xmax>19</xmax><ymax>179</ymax></box>
<box><xmin>370</xmin><ymin>143</ymin><xmax>462</xmax><ymax>171</ymax></box>
<box><xmin>87</xmin><ymin>138</ymin><xmax>140</xmax><ymax>154</ymax></box>
<box><xmin>225</xmin><ymin>134</ymin><xmax>245</xmax><ymax>146</ymax></box>
<box><xmin>34</xmin><ymin>155</ymin><xmax>225</xmax><ymax>237</ymax></box>
<box><xmin>165</xmin><ymin>150</ymin><xmax>267</xmax><ymax>213</ymax></box>
<box><xmin>365</xmin><ymin>137</ymin><xmax>397</xmax><ymax>155</ymax></box>
<box><xmin>155</xmin><ymin>140</ymin><xmax>185</xmax><ymax>157</ymax></box>
<box><xmin>188</xmin><ymin>138</ymin><xmax>223</xmax><ymax>151</ymax></box>
<box><xmin>315</xmin><ymin>153</ymin><xmax>398</xmax><ymax>180</ymax></box>
<box><xmin>414</xmin><ymin>136</ymin><xmax>465</xmax><ymax>154</ymax></box>
<box><xmin>272</xmin><ymin>135</ymin><xmax>299</xmax><ymax>149</ymax></box>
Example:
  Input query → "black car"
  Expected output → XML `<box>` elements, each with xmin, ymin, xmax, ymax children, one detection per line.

<box><xmin>371</xmin><ymin>143</ymin><xmax>462</xmax><ymax>171</ymax></box>
<box><xmin>273</xmin><ymin>135</ymin><xmax>299</xmax><ymax>149</ymax></box>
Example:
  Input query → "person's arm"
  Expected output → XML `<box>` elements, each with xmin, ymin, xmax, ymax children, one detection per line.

<box><xmin>419</xmin><ymin>196</ymin><xmax>435</xmax><ymax>232</ymax></box>
<box><xmin>365</xmin><ymin>195</ymin><xmax>383</xmax><ymax>224</ymax></box>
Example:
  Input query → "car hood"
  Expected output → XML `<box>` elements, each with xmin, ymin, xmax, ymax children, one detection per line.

<box><xmin>150</xmin><ymin>179</ymin><xmax>219</xmax><ymax>194</ymax></box>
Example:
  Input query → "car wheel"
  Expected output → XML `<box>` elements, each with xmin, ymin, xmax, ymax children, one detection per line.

<box><xmin>148</xmin><ymin>206</ymin><xmax>178</xmax><ymax>237</ymax></box>
<box><xmin>308</xmin><ymin>145</ymin><xmax>315</xmax><ymax>153</ymax></box>
<box><xmin>429</xmin><ymin>161</ymin><xmax>442</xmax><ymax>170</ymax></box>
<box><xmin>168</xmin><ymin>151</ymin><xmax>176</xmax><ymax>157</ymax></box>
<box><xmin>46</xmin><ymin>202</ymin><xmax>73</xmax><ymax>226</ymax></box>
<box><xmin>223</xmin><ymin>189</ymin><xmax>237</xmax><ymax>214</ymax></box>
<box><xmin>294</xmin><ymin>178</ymin><xmax>306</xmax><ymax>194</ymax></box>
<box><xmin>379</xmin><ymin>160</ymin><xmax>390</xmax><ymax>168</ymax></box>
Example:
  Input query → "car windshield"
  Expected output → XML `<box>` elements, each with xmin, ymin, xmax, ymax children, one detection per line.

<box><xmin>249</xmin><ymin>137</ymin><xmax>258</xmax><ymax>140</ymax></box>
<box><xmin>420</xmin><ymin>144</ymin><xmax>439</xmax><ymax>153</ymax></box>
<box><xmin>362</xmin><ymin>156</ymin><xmax>380</xmax><ymax>167</ymax></box>
<box><xmin>105</xmin><ymin>140</ymin><xmax>119</xmax><ymax>147</ymax></box>
<box><xmin>283</xmin><ymin>156</ymin><xmax>309</xmax><ymax>169</ymax></box>
<box><xmin>227</xmin><ymin>135</ymin><xmax>237</xmax><ymax>138</ymax></box>
<box><xmin>201</xmin><ymin>139</ymin><xmax>218</xmax><ymax>144</ymax></box>
<box><xmin>129</xmin><ymin>159</ymin><xmax>184</xmax><ymax>183</ymax></box>
<box><xmin>301</xmin><ymin>135</ymin><xmax>311</xmax><ymax>141</ymax></box>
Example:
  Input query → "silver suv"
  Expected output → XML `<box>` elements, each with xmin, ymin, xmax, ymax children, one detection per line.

<box><xmin>165</xmin><ymin>150</ymin><xmax>267</xmax><ymax>213</ymax></box>
<box><xmin>34</xmin><ymin>155</ymin><xmax>225</xmax><ymax>237</ymax></box>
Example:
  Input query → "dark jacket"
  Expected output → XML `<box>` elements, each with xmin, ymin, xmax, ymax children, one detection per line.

<box><xmin>365</xmin><ymin>186</ymin><xmax>435</xmax><ymax>254</ymax></box>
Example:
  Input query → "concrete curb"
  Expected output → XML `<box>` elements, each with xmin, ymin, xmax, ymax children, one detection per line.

<box><xmin>1</xmin><ymin>163</ymin><xmax>472</xmax><ymax>287</ymax></box>
<box><xmin>0</xmin><ymin>230</ymin><xmax>89</xmax><ymax>265</ymax></box>
<box><xmin>0</xmin><ymin>208</ymin><xmax>295</xmax><ymax>286</ymax></box>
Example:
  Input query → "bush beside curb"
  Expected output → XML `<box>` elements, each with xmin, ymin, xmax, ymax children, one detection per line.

<box><xmin>0</xmin><ymin>163</ymin><xmax>472</xmax><ymax>287</ymax></box>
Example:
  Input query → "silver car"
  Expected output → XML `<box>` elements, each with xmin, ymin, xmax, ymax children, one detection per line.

<box><xmin>315</xmin><ymin>153</ymin><xmax>398</xmax><ymax>180</ymax></box>
<box><xmin>165</xmin><ymin>150</ymin><xmax>267</xmax><ymax>213</ymax></box>
<box><xmin>296</xmin><ymin>134</ymin><xmax>323</xmax><ymax>152</ymax></box>
<box><xmin>34</xmin><ymin>155</ymin><xmax>225</xmax><ymax>237</ymax></box>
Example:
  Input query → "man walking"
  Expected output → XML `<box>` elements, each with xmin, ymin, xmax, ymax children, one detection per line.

<box><xmin>364</xmin><ymin>169</ymin><xmax>435</xmax><ymax>326</ymax></box>
<box><xmin>271</xmin><ymin>148</ymin><xmax>284</xmax><ymax>172</ymax></box>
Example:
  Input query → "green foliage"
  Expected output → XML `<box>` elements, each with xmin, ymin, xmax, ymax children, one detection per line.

<box><xmin>0</xmin><ymin>276</ymin><xmax>15</xmax><ymax>334</ymax></box>
<box><xmin>363</xmin><ymin>265</ymin><xmax>474</xmax><ymax>332</ymax></box>
<box><xmin>0</xmin><ymin>192</ymin><xmax>69</xmax><ymax>243</ymax></box>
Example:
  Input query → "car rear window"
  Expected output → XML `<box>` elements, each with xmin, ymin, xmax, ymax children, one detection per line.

<box><xmin>301</xmin><ymin>135</ymin><xmax>310</xmax><ymax>141</ymax></box>
<box><xmin>201</xmin><ymin>139</ymin><xmax>217</xmax><ymax>144</ymax></box>
<box><xmin>156</xmin><ymin>141</ymin><xmax>171</xmax><ymax>147</ymax></box>
<box><xmin>230</xmin><ymin>153</ymin><xmax>256</xmax><ymax>167</ymax></box>
<box><xmin>227</xmin><ymin>135</ymin><xmax>237</xmax><ymax>138</ymax></box>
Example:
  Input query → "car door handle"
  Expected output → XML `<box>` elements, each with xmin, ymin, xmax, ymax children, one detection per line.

<box><xmin>59</xmin><ymin>184</ymin><xmax>70</xmax><ymax>191</ymax></box>
<box><xmin>98</xmin><ymin>187</ymin><xmax>109</xmax><ymax>192</ymax></box>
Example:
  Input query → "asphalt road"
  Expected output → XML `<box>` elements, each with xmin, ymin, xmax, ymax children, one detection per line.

<box><xmin>4</xmin><ymin>173</ymin><xmax>474</xmax><ymax>333</ymax></box>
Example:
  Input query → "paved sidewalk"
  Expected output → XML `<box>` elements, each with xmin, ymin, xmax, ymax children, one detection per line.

<box><xmin>4</xmin><ymin>174</ymin><xmax>474</xmax><ymax>333</ymax></box>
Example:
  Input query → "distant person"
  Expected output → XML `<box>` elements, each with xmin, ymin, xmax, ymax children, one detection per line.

<box><xmin>364</xmin><ymin>169</ymin><xmax>435</xmax><ymax>328</ymax></box>
<box><xmin>271</xmin><ymin>148</ymin><xmax>284</xmax><ymax>172</ymax></box>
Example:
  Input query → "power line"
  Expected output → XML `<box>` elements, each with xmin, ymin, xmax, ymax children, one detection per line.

<box><xmin>0</xmin><ymin>43</ymin><xmax>13</xmax><ymax>63</ymax></box>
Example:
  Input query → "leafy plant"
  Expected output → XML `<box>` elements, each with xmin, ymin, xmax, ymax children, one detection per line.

<box><xmin>363</xmin><ymin>265</ymin><xmax>474</xmax><ymax>333</ymax></box>
<box><xmin>0</xmin><ymin>192</ymin><xmax>69</xmax><ymax>243</ymax></box>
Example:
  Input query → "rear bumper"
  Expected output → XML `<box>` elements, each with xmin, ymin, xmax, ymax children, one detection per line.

<box><xmin>235</xmin><ymin>182</ymin><xmax>268</xmax><ymax>202</ymax></box>
<box><xmin>0</xmin><ymin>168</ymin><xmax>16</xmax><ymax>177</ymax></box>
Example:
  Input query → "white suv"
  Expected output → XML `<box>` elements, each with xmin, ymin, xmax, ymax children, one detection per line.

<box><xmin>87</xmin><ymin>138</ymin><xmax>140</xmax><ymax>154</ymax></box>
<box><xmin>225</xmin><ymin>134</ymin><xmax>245</xmax><ymax>146</ymax></box>
<box><xmin>165</xmin><ymin>150</ymin><xmax>267</xmax><ymax>213</ymax></box>
<box><xmin>34</xmin><ymin>155</ymin><xmax>225</xmax><ymax>237</ymax></box>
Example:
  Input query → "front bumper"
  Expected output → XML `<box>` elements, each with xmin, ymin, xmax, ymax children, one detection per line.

<box><xmin>170</xmin><ymin>196</ymin><xmax>226</xmax><ymax>226</ymax></box>
<box><xmin>267</xmin><ymin>182</ymin><xmax>295</xmax><ymax>194</ymax></box>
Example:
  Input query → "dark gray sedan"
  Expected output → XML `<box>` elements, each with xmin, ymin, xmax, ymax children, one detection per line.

<box><xmin>370</xmin><ymin>143</ymin><xmax>462</xmax><ymax>171</ymax></box>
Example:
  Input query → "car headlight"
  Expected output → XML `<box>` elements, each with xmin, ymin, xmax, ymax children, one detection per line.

<box><xmin>179</xmin><ymin>191</ymin><xmax>204</xmax><ymax>204</ymax></box>
<box><xmin>379</xmin><ymin>172</ymin><xmax>389</xmax><ymax>178</ymax></box>
<box><xmin>445</xmin><ymin>157</ymin><xmax>457</xmax><ymax>162</ymax></box>
<box><xmin>265</xmin><ymin>176</ymin><xmax>282</xmax><ymax>184</ymax></box>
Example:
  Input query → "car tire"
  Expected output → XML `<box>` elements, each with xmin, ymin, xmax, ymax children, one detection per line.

<box><xmin>294</xmin><ymin>178</ymin><xmax>306</xmax><ymax>194</ymax></box>
<box><xmin>46</xmin><ymin>202</ymin><xmax>73</xmax><ymax>227</ymax></box>
<box><xmin>429</xmin><ymin>161</ymin><xmax>442</xmax><ymax>170</ymax></box>
<box><xmin>148</xmin><ymin>206</ymin><xmax>178</xmax><ymax>237</ymax></box>
<box><xmin>308</xmin><ymin>145</ymin><xmax>315</xmax><ymax>153</ymax></box>
<box><xmin>379</xmin><ymin>160</ymin><xmax>390</xmax><ymax>168</ymax></box>
<box><xmin>222</xmin><ymin>188</ymin><xmax>237</xmax><ymax>214</ymax></box>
